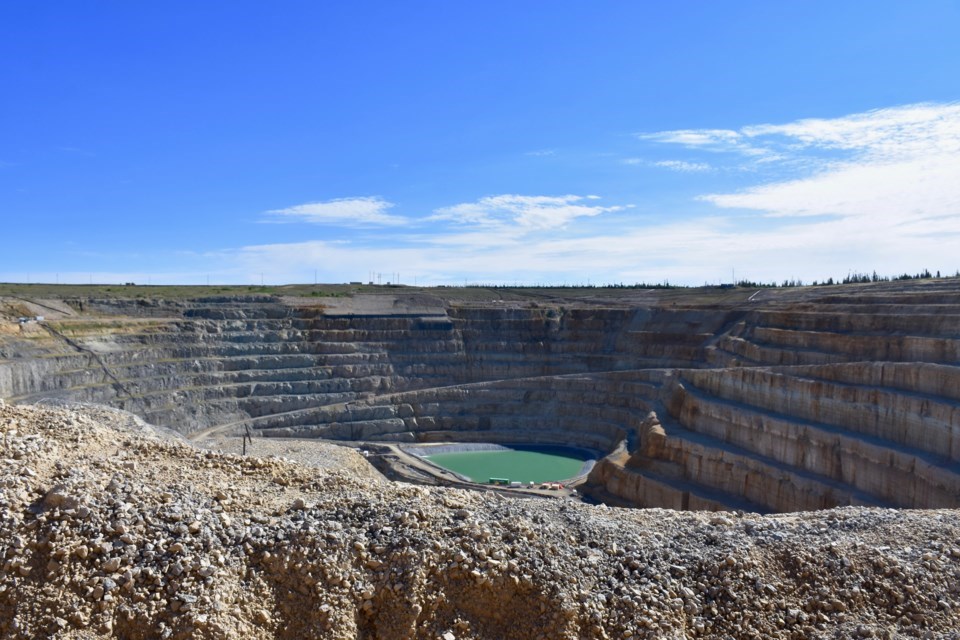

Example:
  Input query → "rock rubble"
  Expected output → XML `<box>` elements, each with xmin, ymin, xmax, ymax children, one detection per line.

<box><xmin>2</xmin><ymin>401</ymin><xmax>960</xmax><ymax>639</ymax></box>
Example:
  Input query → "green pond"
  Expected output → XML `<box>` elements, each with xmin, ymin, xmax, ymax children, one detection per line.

<box><xmin>424</xmin><ymin>445</ymin><xmax>592</xmax><ymax>484</ymax></box>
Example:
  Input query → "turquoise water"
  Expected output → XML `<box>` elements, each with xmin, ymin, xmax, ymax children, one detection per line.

<box><xmin>424</xmin><ymin>446</ymin><xmax>591</xmax><ymax>484</ymax></box>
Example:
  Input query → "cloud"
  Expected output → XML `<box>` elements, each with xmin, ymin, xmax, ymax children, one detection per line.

<box><xmin>741</xmin><ymin>103</ymin><xmax>960</xmax><ymax>159</ymax></box>
<box><xmin>429</xmin><ymin>194</ymin><xmax>626</xmax><ymax>231</ymax></box>
<box><xmin>525</xmin><ymin>149</ymin><xmax>557</xmax><ymax>157</ymax></box>
<box><xmin>227</xmin><ymin>204</ymin><xmax>960</xmax><ymax>288</ymax></box>
<box><xmin>694</xmin><ymin>103</ymin><xmax>960</xmax><ymax>224</ymax></box>
<box><xmin>653</xmin><ymin>160</ymin><xmax>712</xmax><ymax>172</ymax></box>
<box><xmin>264</xmin><ymin>196</ymin><xmax>406</xmax><ymax>227</ymax></box>
<box><xmin>645</xmin><ymin>103</ymin><xmax>960</xmax><ymax>166</ymax></box>
<box><xmin>623</xmin><ymin>158</ymin><xmax>712</xmax><ymax>172</ymax></box>
<box><xmin>640</xmin><ymin>128</ymin><xmax>741</xmax><ymax>148</ymax></box>
<box><xmin>639</xmin><ymin>128</ymin><xmax>773</xmax><ymax>159</ymax></box>
<box><xmin>701</xmin><ymin>156</ymin><xmax>960</xmax><ymax>221</ymax></box>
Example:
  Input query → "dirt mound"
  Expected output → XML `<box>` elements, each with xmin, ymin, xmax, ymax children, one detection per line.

<box><xmin>2</xmin><ymin>400</ymin><xmax>960</xmax><ymax>639</ymax></box>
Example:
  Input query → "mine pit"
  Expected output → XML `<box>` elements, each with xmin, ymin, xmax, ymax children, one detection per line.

<box><xmin>3</xmin><ymin>282</ymin><xmax>960</xmax><ymax>513</ymax></box>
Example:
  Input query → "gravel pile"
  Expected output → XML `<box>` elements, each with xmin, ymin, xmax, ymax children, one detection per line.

<box><xmin>197</xmin><ymin>434</ymin><xmax>384</xmax><ymax>482</ymax></box>
<box><xmin>2</xmin><ymin>399</ymin><xmax>960</xmax><ymax>639</ymax></box>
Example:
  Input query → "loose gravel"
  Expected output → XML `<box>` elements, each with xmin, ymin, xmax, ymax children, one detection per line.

<box><xmin>2</xmin><ymin>399</ymin><xmax>960</xmax><ymax>639</ymax></box>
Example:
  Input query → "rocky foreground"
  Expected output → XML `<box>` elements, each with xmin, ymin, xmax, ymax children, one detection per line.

<box><xmin>2</xmin><ymin>401</ymin><xmax>960</xmax><ymax>639</ymax></box>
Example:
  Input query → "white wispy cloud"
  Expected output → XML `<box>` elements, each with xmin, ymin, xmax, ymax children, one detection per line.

<box><xmin>429</xmin><ymin>194</ymin><xmax>626</xmax><ymax>231</ymax></box>
<box><xmin>623</xmin><ymin>157</ymin><xmax>713</xmax><ymax>171</ymax></box>
<box><xmin>741</xmin><ymin>103</ymin><xmax>960</xmax><ymax>158</ymax></box>
<box><xmin>264</xmin><ymin>196</ymin><xmax>406</xmax><ymax>226</ymax></box>
<box><xmin>641</xmin><ymin>128</ymin><xmax>741</xmax><ymax>148</ymax></box>
<box><xmin>639</xmin><ymin>128</ymin><xmax>772</xmax><ymax>158</ymax></box>
<box><xmin>653</xmin><ymin>160</ymin><xmax>712</xmax><ymax>172</ymax></box>
<box><xmin>226</xmin><ymin>202</ymin><xmax>959</xmax><ymax>287</ymax></box>
<box><xmin>696</xmin><ymin>102</ymin><xmax>960</xmax><ymax>223</ymax></box>
<box><xmin>644</xmin><ymin>103</ymin><xmax>960</xmax><ymax>165</ymax></box>
<box><xmin>623</xmin><ymin>158</ymin><xmax>712</xmax><ymax>172</ymax></box>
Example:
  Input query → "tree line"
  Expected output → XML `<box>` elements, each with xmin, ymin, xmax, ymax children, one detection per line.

<box><xmin>454</xmin><ymin>269</ymin><xmax>958</xmax><ymax>290</ymax></box>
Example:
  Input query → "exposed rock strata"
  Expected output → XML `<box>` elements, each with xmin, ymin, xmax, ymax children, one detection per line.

<box><xmin>2</xmin><ymin>281</ymin><xmax>960</xmax><ymax>513</ymax></box>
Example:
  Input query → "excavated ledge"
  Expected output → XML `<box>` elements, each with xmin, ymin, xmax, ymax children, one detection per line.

<box><xmin>2</xmin><ymin>280</ymin><xmax>960</xmax><ymax>513</ymax></box>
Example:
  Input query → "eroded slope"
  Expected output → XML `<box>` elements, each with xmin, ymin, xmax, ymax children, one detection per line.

<box><xmin>3</xmin><ymin>401</ymin><xmax>960</xmax><ymax>639</ymax></box>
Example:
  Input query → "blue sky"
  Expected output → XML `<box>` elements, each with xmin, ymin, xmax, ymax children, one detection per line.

<box><xmin>2</xmin><ymin>1</ymin><xmax>960</xmax><ymax>286</ymax></box>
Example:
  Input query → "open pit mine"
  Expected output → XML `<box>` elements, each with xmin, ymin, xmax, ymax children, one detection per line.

<box><xmin>2</xmin><ymin>280</ymin><xmax>960</xmax><ymax>638</ymax></box>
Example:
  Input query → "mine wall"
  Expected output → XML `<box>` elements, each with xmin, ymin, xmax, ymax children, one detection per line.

<box><xmin>256</xmin><ymin>370</ymin><xmax>665</xmax><ymax>452</ymax></box>
<box><xmin>2</xmin><ymin>283</ymin><xmax>960</xmax><ymax>513</ymax></box>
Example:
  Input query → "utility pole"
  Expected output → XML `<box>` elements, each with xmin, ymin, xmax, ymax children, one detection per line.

<box><xmin>242</xmin><ymin>425</ymin><xmax>253</xmax><ymax>455</ymax></box>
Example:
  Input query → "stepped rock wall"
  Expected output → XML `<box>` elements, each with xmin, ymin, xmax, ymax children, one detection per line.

<box><xmin>2</xmin><ymin>281</ymin><xmax>960</xmax><ymax>512</ymax></box>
